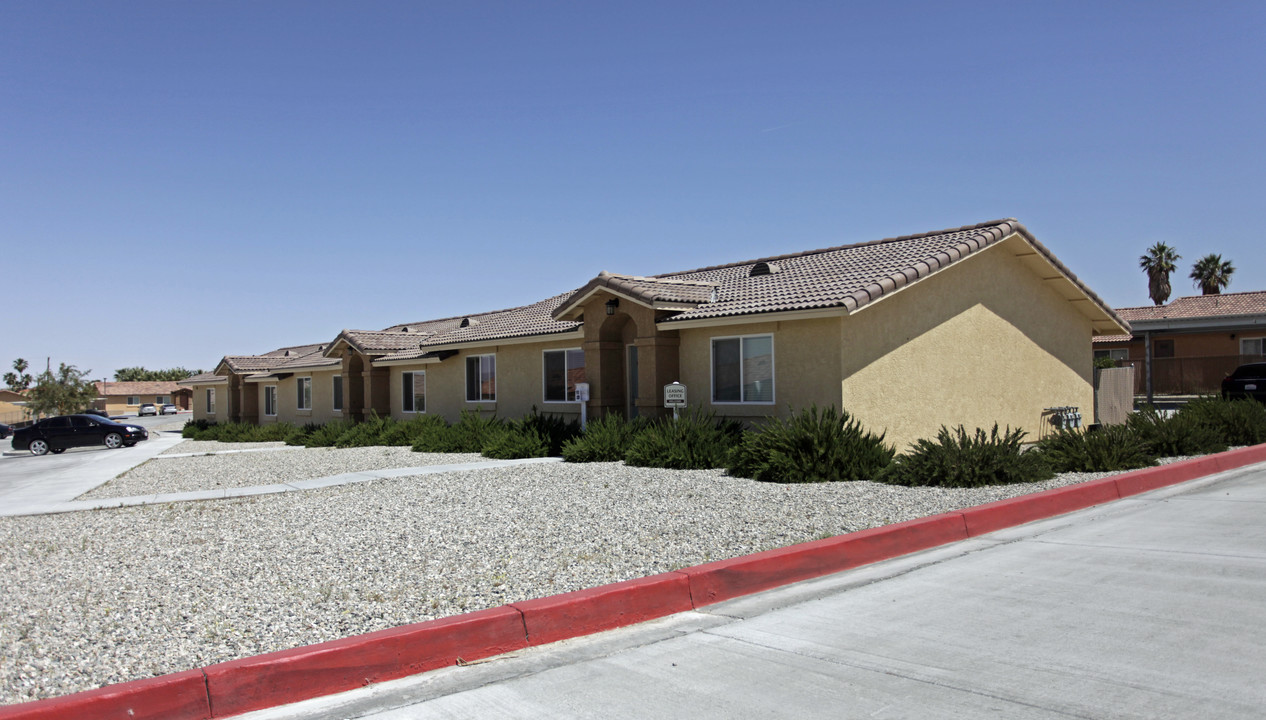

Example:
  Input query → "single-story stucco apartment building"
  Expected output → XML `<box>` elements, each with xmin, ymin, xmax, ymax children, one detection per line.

<box><xmin>93</xmin><ymin>381</ymin><xmax>192</xmax><ymax>415</ymax></box>
<box><xmin>180</xmin><ymin>219</ymin><xmax>1128</xmax><ymax>450</ymax></box>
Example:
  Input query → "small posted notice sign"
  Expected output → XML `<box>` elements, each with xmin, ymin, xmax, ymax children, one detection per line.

<box><xmin>663</xmin><ymin>382</ymin><xmax>687</xmax><ymax>408</ymax></box>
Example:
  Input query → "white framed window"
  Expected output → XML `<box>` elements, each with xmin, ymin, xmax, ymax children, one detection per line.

<box><xmin>465</xmin><ymin>354</ymin><xmax>496</xmax><ymax>402</ymax></box>
<box><xmin>711</xmin><ymin>334</ymin><xmax>775</xmax><ymax>404</ymax></box>
<box><xmin>402</xmin><ymin>371</ymin><xmax>426</xmax><ymax>413</ymax></box>
<box><xmin>544</xmin><ymin>348</ymin><xmax>586</xmax><ymax>402</ymax></box>
<box><xmin>332</xmin><ymin>376</ymin><xmax>343</xmax><ymax>412</ymax></box>
<box><xmin>206</xmin><ymin>388</ymin><xmax>216</xmax><ymax>414</ymax></box>
<box><xmin>156</xmin><ymin>395</ymin><xmax>169</xmax><ymax>404</ymax></box>
<box><xmin>297</xmin><ymin>377</ymin><xmax>312</xmax><ymax>411</ymax></box>
<box><xmin>126</xmin><ymin>395</ymin><xmax>140</xmax><ymax>406</ymax></box>
<box><xmin>263</xmin><ymin>385</ymin><xmax>277</xmax><ymax>416</ymax></box>
<box><xmin>1242</xmin><ymin>337</ymin><xmax>1265</xmax><ymax>357</ymax></box>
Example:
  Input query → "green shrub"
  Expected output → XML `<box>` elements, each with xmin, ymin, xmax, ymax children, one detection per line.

<box><xmin>881</xmin><ymin>424</ymin><xmax>1052</xmax><ymax>488</ymax></box>
<box><xmin>480</xmin><ymin>410</ymin><xmax>582</xmax><ymax>459</ymax></box>
<box><xmin>412</xmin><ymin>410</ymin><xmax>506</xmax><ymax>453</ymax></box>
<box><xmin>481</xmin><ymin>424</ymin><xmax>550</xmax><ymax>459</ymax></box>
<box><xmin>623</xmin><ymin>407</ymin><xmax>742</xmax><ymax>470</ymax></box>
<box><xmin>180</xmin><ymin>420</ymin><xmax>293</xmax><ymax>442</ymax></box>
<box><xmin>728</xmin><ymin>405</ymin><xmax>894</xmax><ymax>483</ymax></box>
<box><xmin>1093</xmin><ymin>355</ymin><xmax>1118</xmax><ymax>369</ymax></box>
<box><xmin>562</xmin><ymin>414</ymin><xmax>647</xmax><ymax>462</ymax></box>
<box><xmin>285</xmin><ymin>422</ymin><xmax>321</xmax><ymax>446</ymax></box>
<box><xmin>182</xmin><ymin>419</ymin><xmax>214</xmax><ymax>439</ymax></box>
<box><xmin>334</xmin><ymin>414</ymin><xmax>394</xmax><ymax>448</ymax></box>
<box><xmin>382</xmin><ymin>414</ymin><xmax>449</xmax><ymax>447</ymax></box>
<box><xmin>1178</xmin><ymin>396</ymin><xmax>1266</xmax><ymax>447</ymax></box>
<box><xmin>1127</xmin><ymin>405</ymin><xmax>1227</xmax><ymax>457</ymax></box>
<box><xmin>300</xmin><ymin>420</ymin><xmax>354</xmax><ymax>448</ymax></box>
<box><xmin>1038</xmin><ymin>424</ymin><xmax>1156</xmax><ymax>473</ymax></box>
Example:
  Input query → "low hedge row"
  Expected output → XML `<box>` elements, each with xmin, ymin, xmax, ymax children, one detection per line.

<box><xmin>181</xmin><ymin>396</ymin><xmax>1266</xmax><ymax>487</ymax></box>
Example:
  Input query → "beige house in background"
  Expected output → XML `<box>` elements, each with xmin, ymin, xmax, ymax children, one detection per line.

<box><xmin>93</xmin><ymin>381</ymin><xmax>189</xmax><ymax>416</ymax></box>
<box><xmin>0</xmin><ymin>389</ymin><xmax>28</xmax><ymax>425</ymax></box>
<box><xmin>182</xmin><ymin>219</ymin><xmax>1128</xmax><ymax>450</ymax></box>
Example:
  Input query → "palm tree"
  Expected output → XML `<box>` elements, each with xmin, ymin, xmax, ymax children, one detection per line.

<box><xmin>1190</xmin><ymin>254</ymin><xmax>1235</xmax><ymax>295</ymax></box>
<box><xmin>1139</xmin><ymin>243</ymin><xmax>1180</xmax><ymax>305</ymax></box>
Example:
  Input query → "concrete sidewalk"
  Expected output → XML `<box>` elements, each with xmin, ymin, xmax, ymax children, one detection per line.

<box><xmin>238</xmin><ymin>463</ymin><xmax>1266</xmax><ymax>720</ymax></box>
<box><xmin>0</xmin><ymin>437</ymin><xmax>562</xmax><ymax>516</ymax></box>
<box><xmin>0</xmin><ymin>432</ymin><xmax>187</xmax><ymax>515</ymax></box>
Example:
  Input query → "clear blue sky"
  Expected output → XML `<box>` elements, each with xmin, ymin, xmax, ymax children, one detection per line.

<box><xmin>3</xmin><ymin>1</ymin><xmax>1263</xmax><ymax>381</ymax></box>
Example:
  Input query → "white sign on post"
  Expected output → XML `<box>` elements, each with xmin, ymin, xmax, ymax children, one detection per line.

<box><xmin>575</xmin><ymin>383</ymin><xmax>590</xmax><ymax>430</ymax></box>
<box><xmin>664</xmin><ymin>382</ymin><xmax>686</xmax><ymax>419</ymax></box>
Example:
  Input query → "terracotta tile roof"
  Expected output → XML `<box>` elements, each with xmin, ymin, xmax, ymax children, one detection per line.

<box><xmin>420</xmin><ymin>292</ymin><xmax>581</xmax><ymax>347</ymax></box>
<box><xmin>232</xmin><ymin>219</ymin><xmax>1124</xmax><ymax>366</ymax></box>
<box><xmin>1113</xmin><ymin>291</ymin><xmax>1266</xmax><ymax>323</ymax></box>
<box><xmin>1093</xmin><ymin>334</ymin><xmax>1132</xmax><ymax>344</ymax></box>
<box><xmin>178</xmin><ymin>373</ymin><xmax>226</xmax><ymax>386</ymax></box>
<box><xmin>656</xmin><ymin>219</ymin><xmax>1111</xmax><ymax>323</ymax></box>
<box><xmin>375</xmin><ymin>293</ymin><xmax>582</xmax><ymax>360</ymax></box>
<box><xmin>330</xmin><ymin>329</ymin><xmax>434</xmax><ymax>355</ymax></box>
<box><xmin>95</xmin><ymin>381</ymin><xmax>183</xmax><ymax>396</ymax></box>
<box><xmin>220</xmin><ymin>343</ymin><xmax>328</xmax><ymax>373</ymax></box>
<box><xmin>553</xmin><ymin>272</ymin><xmax>718</xmax><ymax>318</ymax></box>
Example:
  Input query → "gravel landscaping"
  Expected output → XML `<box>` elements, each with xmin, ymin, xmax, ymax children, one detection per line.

<box><xmin>0</xmin><ymin>443</ymin><xmax>1174</xmax><ymax>705</ymax></box>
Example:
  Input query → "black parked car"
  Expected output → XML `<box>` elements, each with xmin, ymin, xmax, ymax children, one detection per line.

<box><xmin>0</xmin><ymin>422</ymin><xmax>11</xmax><ymax>440</ymax></box>
<box><xmin>1222</xmin><ymin>362</ymin><xmax>1266</xmax><ymax>403</ymax></box>
<box><xmin>11</xmin><ymin>415</ymin><xmax>149</xmax><ymax>455</ymax></box>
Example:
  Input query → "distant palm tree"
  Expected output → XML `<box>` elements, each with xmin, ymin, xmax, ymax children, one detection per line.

<box><xmin>1190</xmin><ymin>254</ymin><xmax>1235</xmax><ymax>295</ymax></box>
<box><xmin>1139</xmin><ymin>243</ymin><xmax>1180</xmax><ymax>305</ymax></box>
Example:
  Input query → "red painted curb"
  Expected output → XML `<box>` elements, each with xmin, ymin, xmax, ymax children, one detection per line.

<box><xmin>682</xmin><ymin>513</ymin><xmax>970</xmax><ymax>607</ymax></box>
<box><xmin>513</xmin><ymin>572</ymin><xmax>694</xmax><ymax>647</ymax></box>
<box><xmin>201</xmin><ymin>606</ymin><xmax>526</xmax><ymax>718</ymax></box>
<box><xmin>5</xmin><ymin>443</ymin><xmax>1264</xmax><ymax>719</ymax></box>
<box><xmin>0</xmin><ymin>670</ymin><xmax>209</xmax><ymax>720</ymax></box>
<box><xmin>961</xmin><ymin>478</ymin><xmax>1122</xmax><ymax>537</ymax></box>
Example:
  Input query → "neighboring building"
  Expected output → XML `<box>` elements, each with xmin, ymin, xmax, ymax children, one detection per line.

<box><xmin>0</xmin><ymin>389</ymin><xmax>28</xmax><ymax>425</ymax></box>
<box><xmin>93</xmin><ymin>381</ymin><xmax>189</xmax><ymax>416</ymax></box>
<box><xmin>184</xmin><ymin>219</ymin><xmax>1127</xmax><ymax>449</ymax></box>
<box><xmin>1093</xmin><ymin>291</ymin><xmax>1266</xmax><ymax>396</ymax></box>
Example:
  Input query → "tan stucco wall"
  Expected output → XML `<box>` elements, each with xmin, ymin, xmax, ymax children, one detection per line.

<box><xmin>838</xmin><ymin>239</ymin><xmax>1093</xmax><ymax>451</ymax></box>
<box><xmin>188</xmin><ymin>385</ymin><xmax>224</xmax><ymax>422</ymax></box>
<box><xmin>677</xmin><ymin>316</ymin><xmax>843</xmax><ymax>421</ymax></box>
<box><xmin>261</xmin><ymin>370</ymin><xmax>343</xmax><ymax>425</ymax></box>
<box><xmin>387</xmin><ymin>337</ymin><xmax>586</xmax><ymax>423</ymax></box>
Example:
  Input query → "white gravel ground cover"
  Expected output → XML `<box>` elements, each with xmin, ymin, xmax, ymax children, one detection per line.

<box><xmin>0</xmin><ymin>448</ymin><xmax>1141</xmax><ymax>706</ymax></box>
<box><xmin>80</xmin><ymin>444</ymin><xmax>485</xmax><ymax>499</ymax></box>
<box><xmin>159</xmin><ymin>440</ymin><xmax>290</xmax><ymax>455</ymax></box>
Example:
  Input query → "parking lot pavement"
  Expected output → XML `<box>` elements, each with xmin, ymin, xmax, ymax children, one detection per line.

<box><xmin>0</xmin><ymin>432</ymin><xmax>186</xmax><ymax>515</ymax></box>
<box><xmin>241</xmin><ymin>464</ymin><xmax>1266</xmax><ymax>720</ymax></box>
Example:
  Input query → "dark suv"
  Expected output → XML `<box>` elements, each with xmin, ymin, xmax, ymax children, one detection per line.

<box><xmin>11</xmin><ymin>415</ymin><xmax>149</xmax><ymax>455</ymax></box>
<box><xmin>1222</xmin><ymin>362</ymin><xmax>1266</xmax><ymax>403</ymax></box>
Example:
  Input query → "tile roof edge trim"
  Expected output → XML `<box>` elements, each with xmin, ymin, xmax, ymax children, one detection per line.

<box><xmin>658</xmin><ymin>305</ymin><xmax>850</xmax><ymax>330</ymax></box>
<box><xmin>1007</xmin><ymin>223</ymin><xmax>1131</xmax><ymax>334</ymax></box>
<box><xmin>418</xmin><ymin>327</ymin><xmax>586</xmax><ymax>352</ymax></box>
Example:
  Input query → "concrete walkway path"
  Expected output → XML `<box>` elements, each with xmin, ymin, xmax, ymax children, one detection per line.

<box><xmin>0</xmin><ymin>439</ymin><xmax>562</xmax><ymax>518</ymax></box>
<box><xmin>237</xmin><ymin>462</ymin><xmax>1266</xmax><ymax>720</ymax></box>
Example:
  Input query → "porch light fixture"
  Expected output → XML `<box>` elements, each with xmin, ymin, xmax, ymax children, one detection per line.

<box><xmin>606</xmin><ymin>299</ymin><xmax>619</xmax><ymax>315</ymax></box>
